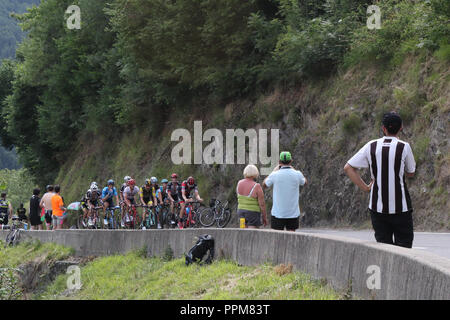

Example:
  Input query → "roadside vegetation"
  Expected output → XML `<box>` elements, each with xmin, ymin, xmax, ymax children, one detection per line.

<box><xmin>39</xmin><ymin>250</ymin><xmax>344</xmax><ymax>300</ymax></box>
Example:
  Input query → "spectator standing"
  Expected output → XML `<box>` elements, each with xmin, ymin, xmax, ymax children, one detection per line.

<box><xmin>0</xmin><ymin>192</ymin><xmax>13</xmax><ymax>227</ymax></box>
<box><xmin>344</xmin><ymin>112</ymin><xmax>416</xmax><ymax>248</ymax></box>
<box><xmin>263</xmin><ymin>152</ymin><xmax>307</xmax><ymax>231</ymax></box>
<box><xmin>40</xmin><ymin>185</ymin><xmax>55</xmax><ymax>230</ymax></box>
<box><xmin>236</xmin><ymin>165</ymin><xmax>267</xmax><ymax>229</ymax></box>
<box><xmin>51</xmin><ymin>185</ymin><xmax>66</xmax><ymax>230</ymax></box>
<box><xmin>30</xmin><ymin>188</ymin><xmax>42</xmax><ymax>230</ymax></box>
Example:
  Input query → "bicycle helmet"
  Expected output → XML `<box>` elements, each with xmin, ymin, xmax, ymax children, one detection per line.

<box><xmin>107</xmin><ymin>179</ymin><xmax>115</xmax><ymax>186</ymax></box>
<box><xmin>171</xmin><ymin>173</ymin><xmax>178</xmax><ymax>179</ymax></box>
<box><xmin>145</xmin><ymin>178</ymin><xmax>151</xmax><ymax>186</ymax></box>
<box><xmin>150</xmin><ymin>177</ymin><xmax>158</xmax><ymax>184</ymax></box>
<box><xmin>187</xmin><ymin>177</ymin><xmax>195</xmax><ymax>187</ymax></box>
<box><xmin>124</xmin><ymin>176</ymin><xmax>131</xmax><ymax>183</ymax></box>
<box><xmin>91</xmin><ymin>185</ymin><xmax>99</xmax><ymax>191</ymax></box>
<box><xmin>90</xmin><ymin>182</ymin><xmax>97</xmax><ymax>190</ymax></box>
<box><xmin>128</xmin><ymin>179</ymin><xmax>136</xmax><ymax>187</ymax></box>
<box><xmin>161</xmin><ymin>179</ymin><xmax>169</xmax><ymax>184</ymax></box>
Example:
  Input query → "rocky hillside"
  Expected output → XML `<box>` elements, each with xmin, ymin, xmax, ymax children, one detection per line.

<box><xmin>57</xmin><ymin>53</ymin><xmax>449</xmax><ymax>230</ymax></box>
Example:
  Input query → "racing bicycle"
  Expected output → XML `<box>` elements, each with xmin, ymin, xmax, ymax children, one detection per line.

<box><xmin>199</xmin><ymin>199</ymin><xmax>232</xmax><ymax>228</ymax></box>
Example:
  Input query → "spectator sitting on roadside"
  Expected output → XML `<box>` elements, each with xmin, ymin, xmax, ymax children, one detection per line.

<box><xmin>263</xmin><ymin>152</ymin><xmax>308</xmax><ymax>232</ymax></box>
<box><xmin>17</xmin><ymin>203</ymin><xmax>27</xmax><ymax>222</ymax></box>
<box><xmin>236</xmin><ymin>165</ymin><xmax>268</xmax><ymax>229</ymax></box>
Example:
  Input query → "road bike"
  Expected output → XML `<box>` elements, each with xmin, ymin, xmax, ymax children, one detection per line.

<box><xmin>103</xmin><ymin>205</ymin><xmax>121</xmax><ymax>229</ymax></box>
<box><xmin>4</xmin><ymin>216</ymin><xmax>26</xmax><ymax>248</ymax></box>
<box><xmin>179</xmin><ymin>201</ymin><xmax>202</xmax><ymax>229</ymax></box>
<box><xmin>78</xmin><ymin>204</ymin><xmax>104</xmax><ymax>229</ymax></box>
<box><xmin>199</xmin><ymin>199</ymin><xmax>232</xmax><ymax>228</ymax></box>
<box><xmin>140</xmin><ymin>204</ymin><xmax>158</xmax><ymax>229</ymax></box>
<box><xmin>122</xmin><ymin>204</ymin><xmax>141</xmax><ymax>229</ymax></box>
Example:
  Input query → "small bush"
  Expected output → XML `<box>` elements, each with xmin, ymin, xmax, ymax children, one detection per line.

<box><xmin>342</xmin><ymin>114</ymin><xmax>362</xmax><ymax>135</ymax></box>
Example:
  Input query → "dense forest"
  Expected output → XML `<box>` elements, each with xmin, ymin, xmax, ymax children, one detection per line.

<box><xmin>0</xmin><ymin>0</ymin><xmax>448</xmax><ymax>228</ymax></box>
<box><xmin>0</xmin><ymin>0</ymin><xmax>39</xmax><ymax>169</ymax></box>
<box><xmin>0</xmin><ymin>0</ymin><xmax>40</xmax><ymax>59</ymax></box>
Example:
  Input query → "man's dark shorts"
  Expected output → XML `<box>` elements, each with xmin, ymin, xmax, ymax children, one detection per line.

<box><xmin>370</xmin><ymin>210</ymin><xmax>414</xmax><ymax>248</ymax></box>
<box><xmin>271</xmin><ymin>216</ymin><xmax>299</xmax><ymax>231</ymax></box>
<box><xmin>45</xmin><ymin>210</ymin><xmax>53</xmax><ymax>224</ymax></box>
<box><xmin>238</xmin><ymin>209</ymin><xmax>262</xmax><ymax>228</ymax></box>
<box><xmin>0</xmin><ymin>213</ymin><xmax>8</xmax><ymax>226</ymax></box>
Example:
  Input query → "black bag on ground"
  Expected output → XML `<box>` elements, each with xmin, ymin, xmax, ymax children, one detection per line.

<box><xmin>185</xmin><ymin>234</ymin><xmax>215</xmax><ymax>266</ymax></box>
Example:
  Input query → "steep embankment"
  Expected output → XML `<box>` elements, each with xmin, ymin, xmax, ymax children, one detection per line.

<box><xmin>57</xmin><ymin>54</ymin><xmax>449</xmax><ymax>231</ymax></box>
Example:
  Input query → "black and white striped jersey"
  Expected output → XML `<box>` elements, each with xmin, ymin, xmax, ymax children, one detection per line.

<box><xmin>348</xmin><ymin>136</ymin><xmax>416</xmax><ymax>214</ymax></box>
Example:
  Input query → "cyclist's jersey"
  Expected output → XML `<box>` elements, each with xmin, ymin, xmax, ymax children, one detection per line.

<box><xmin>0</xmin><ymin>199</ymin><xmax>10</xmax><ymax>215</ymax></box>
<box><xmin>156</xmin><ymin>186</ymin><xmax>168</xmax><ymax>201</ymax></box>
<box><xmin>180</xmin><ymin>181</ymin><xmax>198</xmax><ymax>199</ymax></box>
<box><xmin>123</xmin><ymin>186</ymin><xmax>140</xmax><ymax>200</ymax></box>
<box><xmin>102</xmin><ymin>187</ymin><xmax>118</xmax><ymax>201</ymax></box>
<box><xmin>120</xmin><ymin>183</ymin><xmax>128</xmax><ymax>196</ymax></box>
<box><xmin>86</xmin><ymin>189</ymin><xmax>101</xmax><ymax>203</ymax></box>
<box><xmin>167</xmin><ymin>181</ymin><xmax>180</xmax><ymax>196</ymax></box>
<box><xmin>140</xmin><ymin>185</ymin><xmax>153</xmax><ymax>201</ymax></box>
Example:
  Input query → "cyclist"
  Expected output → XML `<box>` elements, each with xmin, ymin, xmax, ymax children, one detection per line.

<box><xmin>86</xmin><ymin>183</ymin><xmax>102</xmax><ymax>227</ymax></box>
<box><xmin>0</xmin><ymin>192</ymin><xmax>13</xmax><ymax>227</ymax></box>
<box><xmin>140</xmin><ymin>179</ymin><xmax>156</xmax><ymax>228</ymax></box>
<box><xmin>123</xmin><ymin>179</ymin><xmax>140</xmax><ymax>208</ymax></box>
<box><xmin>167</xmin><ymin>173</ymin><xmax>181</xmax><ymax>219</ymax></box>
<box><xmin>120</xmin><ymin>176</ymin><xmax>131</xmax><ymax>212</ymax></box>
<box><xmin>179</xmin><ymin>176</ymin><xmax>204</xmax><ymax>229</ymax></box>
<box><xmin>149</xmin><ymin>177</ymin><xmax>162</xmax><ymax>229</ymax></box>
<box><xmin>156</xmin><ymin>179</ymin><xmax>170</xmax><ymax>205</ymax></box>
<box><xmin>102</xmin><ymin>180</ymin><xmax>120</xmax><ymax>220</ymax></box>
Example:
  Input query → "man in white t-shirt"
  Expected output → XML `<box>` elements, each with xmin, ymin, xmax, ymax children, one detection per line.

<box><xmin>263</xmin><ymin>152</ymin><xmax>307</xmax><ymax>231</ymax></box>
<box><xmin>344</xmin><ymin>112</ymin><xmax>416</xmax><ymax>248</ymax></box>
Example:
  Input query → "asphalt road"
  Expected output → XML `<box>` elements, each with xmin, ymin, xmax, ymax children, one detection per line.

<box><xmin>298</xmin><ymin>228</ymin><xmax>450</xmax><ymax>260</ymax></box>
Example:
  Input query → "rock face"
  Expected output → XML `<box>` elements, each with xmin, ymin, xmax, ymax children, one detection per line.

<box><xmin>17</xmin><ymin>258</ymin><xmax>82</xmax><ymax>295</ymax></box>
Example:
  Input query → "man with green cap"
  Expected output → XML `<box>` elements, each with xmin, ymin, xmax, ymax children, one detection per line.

<box><xmin>263</xmin><ymin>152</ymin><xmax>308</xmax><ymax>231</ymax></box>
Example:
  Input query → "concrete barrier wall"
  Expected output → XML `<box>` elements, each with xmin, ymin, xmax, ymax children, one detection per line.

<box><xmin>1</xmin><ymin>229</ymin><xmax>449</xmax><ymax>300</ymax></box>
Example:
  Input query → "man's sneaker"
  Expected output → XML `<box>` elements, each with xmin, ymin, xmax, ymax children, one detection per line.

<box><xmin>178</xmin><ymin>221</ymin><xmax>183</xmax><ymax>229</ymax></box>
<box><xmin>157</xmin><ymin>223</ymin><xmax>162</xmax><ymax>229</ymax></box>
<box><xmin>88</xmin><ymin>218</ymin><xmax>94</xmax><ymax>226</ymax></box>
<box><xmin>121</xmin><ymin>220</ymin><xmax>125</xmax><ymax>228</ymax></box>
<box><xmin>104</xmin><ymin>219</ymin><xmax>109</xmax><ymax>226</ymax></box>
<box><xmin>82</xmin><ymin>220</ymin><xmax>87</xmax><ymax>228</ymax></box>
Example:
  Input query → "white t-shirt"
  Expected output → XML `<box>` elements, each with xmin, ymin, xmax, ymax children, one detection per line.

<box><xmin>265</xmin><ymin>167</ymin><xmax>306</xmax><ymax>219</ymax></box>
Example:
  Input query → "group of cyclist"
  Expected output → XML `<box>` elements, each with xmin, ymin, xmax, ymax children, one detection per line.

<box><xmin>81</xmin><ymin>174</ymin><xmax>204</xmax><ymax>229</ymax></box>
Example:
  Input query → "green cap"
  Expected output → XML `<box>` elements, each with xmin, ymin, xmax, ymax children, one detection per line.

<box><xmin>280</xmin><ymin>152</ymin><xmax>292</xmax><ymax>163</ymax></box>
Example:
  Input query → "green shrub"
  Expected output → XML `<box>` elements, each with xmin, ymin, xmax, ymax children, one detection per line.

<box><xmin>342</xmin><ymin>114</ymin><xmax>362</xmax><ymax>135</ymax></box>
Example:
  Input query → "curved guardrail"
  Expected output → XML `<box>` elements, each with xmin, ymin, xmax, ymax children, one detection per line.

<box><xmin>1</xmin><ymin>229</ymin><xmax>449</xmax><ymax>300</ymax></box>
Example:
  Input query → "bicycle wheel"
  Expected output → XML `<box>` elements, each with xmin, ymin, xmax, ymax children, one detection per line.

<box><xmin>77</xmin><ymin>214</ymin><xmax>86</xmax><ymax>229</ymax></box>
<box><xmin>5</xmin><ymin>230</ymin><xmax>13</xmax><ymax>248</ymax></box>
<box><xmin>199</xmin><ymin>208</ymin><xmax>215</xmax><ymax>227</ymax></box>
<box><xmin>217</xmin><ymin>209</ymin><xmax>232</xmax><ymax>228</ymax></box>
<box><xmin>12</xmin><ymin>230</ymin><xmax>20</xmax><ymax>246</ymax></box>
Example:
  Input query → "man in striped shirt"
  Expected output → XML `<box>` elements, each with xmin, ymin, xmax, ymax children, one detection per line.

<box><xmin>344</xmin><ymin>112</ymin><xmax>416</xmax><ymax>248</ymax></box>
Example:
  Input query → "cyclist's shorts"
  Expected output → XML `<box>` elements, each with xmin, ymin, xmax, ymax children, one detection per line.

<box><xmin>170</xmin><ymin>194</ymin><xmax>179</xmax><ymax>202</ymax></box>
<box><xmin>178</xmin><ymin>197</ymin><xmax>192</xmax><ymax>205</ymax></box>
<box><xmin>81</xmin><ymin>202</ymin><xmax>88</xmax><ymax>210</ymax></box>
<box><xmin>52</xmin><ymin>215</ymin><xmax>65</xmax><ymax>228</ymax></box>
<box><xmin>143</xmin><ymin>197</ymin><xmax>151</xmax><ymax>206</ymax></box>
<box><xmin>0</xmin><ymin>214</ymin><xmax>8</xmax><ymax>225</ymax></box>
<box><xmin>89</xmin><ymin>200</ymin><xmax>99</xmax><ymax>207</ymax></box>
<box><xmin>105</xmin><ymin>198</ymin><xmax>114</xmax><ymax>208</ymax></box>
<box><xmin>45</xmin><ymin>210</ymin><xmax>53</xmax><ymax>224</ymax></box>
<box><xmin>127</xmin><ymin>198</ymin><xmax>136</xmax><ymax>205</ymax></box>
